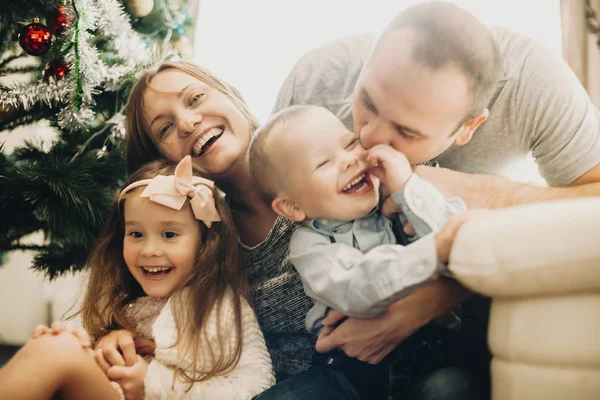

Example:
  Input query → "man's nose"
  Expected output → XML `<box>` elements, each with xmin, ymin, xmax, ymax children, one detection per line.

<box><xmin>358</xmin><ymin>118</ymin><xmax>385</xmax><ymax>149</ymax></box>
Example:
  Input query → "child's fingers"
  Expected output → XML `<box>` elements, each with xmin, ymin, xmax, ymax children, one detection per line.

<box><xmin>95</xmin><ymin>349</ymin><xmax>112</xmax><ymax>374</ymax></box>
<box><xmin>50</xmin><ymin>321</ymin><xmax>66</xmax><ymax>334</ymax></box>
<box><xmin>31</xmin><ymin>324</ymin><xmax>50</xmax><ymax>339</ymax></box>
<box><xmin>70</xmin><ymin>328</ymin><xmax>91</xmax><ymax>348</ymax></box>
<box><xmin>106</xmin><ymin>365</ymin><xmax>129</xmax><ymax>381</ymax></box>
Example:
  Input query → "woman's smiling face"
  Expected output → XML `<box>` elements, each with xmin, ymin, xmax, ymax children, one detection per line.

<box><xmin>142</xmin><ymin>69</ymin><xmax>253</xmax><ymax>177</ymax></box>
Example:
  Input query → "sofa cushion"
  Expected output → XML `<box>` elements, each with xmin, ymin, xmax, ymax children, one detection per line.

<box><xmin>449</xmin><ymin>197</ymin><xmax>600</xmax><ymax>298</ymax></box>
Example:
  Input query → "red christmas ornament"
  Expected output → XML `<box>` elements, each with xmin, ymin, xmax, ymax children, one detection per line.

<box><xmin>47</xmin><ymin>6</ymin><xmax>70</xmax><ymax>34</ymax></box>
<box><xmin>19</xmin><ymin>18</ymin><xmax>53</xmax><ymax>56</ymax></box>
<box><xmin>43</xmin><ymin>59</ymin><xmax>69</xmax><ymax>83</ymax></box>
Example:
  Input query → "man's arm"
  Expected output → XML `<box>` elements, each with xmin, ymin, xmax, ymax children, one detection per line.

<box><xmin>316</xmin><ymin>278</ymin><xmax>471</xmax><ymax>364</ymax></box>
<box><xmin>413</xmin><ymin>163</ymin><xmax>600</xmax><ymax>209</ymax></box>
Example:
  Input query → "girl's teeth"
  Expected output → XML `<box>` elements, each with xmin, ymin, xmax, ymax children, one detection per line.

<box><xmin>143</xmin><ymin>267</ymin><xmax>170</xmax><ymax>272</ymax></box>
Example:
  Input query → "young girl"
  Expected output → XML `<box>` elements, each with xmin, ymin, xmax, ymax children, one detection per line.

<box><xmin>0</xmin><ymin>156</ymin><xmax>275</xmax><ymax>400</ymax></box>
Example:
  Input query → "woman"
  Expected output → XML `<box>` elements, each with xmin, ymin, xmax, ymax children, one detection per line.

<box><xmin>97</xmin><ymin>61</ymin><xmax>477</xmax><ymax>399</ymax></box>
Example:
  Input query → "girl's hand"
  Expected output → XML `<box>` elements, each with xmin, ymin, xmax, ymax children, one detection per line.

<box><xmin>31</xmin><ymin>321</ymin><xmax>91</xmax><ymax>349</ymax></box>
<box><xmin>95</xmin><ymin>329</ymin><xmax>138</xmax><ymax>371</ymax></box>
<box><xmin>107</xmin><ymin>355</ymin><xmax>148</xmax><ymax>400</ymax></box>
<box><xmin>367</xmin><ymin>144</ymin><xmax>413</xmax><ymax>193</ymax></box>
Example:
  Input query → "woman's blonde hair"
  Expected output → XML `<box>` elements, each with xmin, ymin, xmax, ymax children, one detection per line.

<box><xmin>125</xmin><ymin>61</ymin><xmax>261</xmax><ymax>175</ymax></box>
<box><xmin>79</xmin><ymin>159</ymin><xmax>247</xmax><ymax>384</ymax></box>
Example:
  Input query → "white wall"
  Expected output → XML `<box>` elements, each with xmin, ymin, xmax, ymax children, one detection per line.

<box><xmin>194</xmin><ymin>0</ymin><xmax>562</xmax><ymax>123</ymax></box>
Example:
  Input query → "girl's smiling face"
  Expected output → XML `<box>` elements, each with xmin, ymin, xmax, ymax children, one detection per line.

<box><xmin>122</xmin><ymin>190</ymin><xmax>202</xmax><ymax>298</ymax></box>
<box><xmin>142</xmin><ymin>69</ymin><xmax>253</xmax><ymax>178</ymax></box>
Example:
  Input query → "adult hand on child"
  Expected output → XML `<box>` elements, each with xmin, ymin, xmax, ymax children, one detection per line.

<box><xmin>95</xmin><ymin>329</ymin><xmax>138</xmax><ymax>371</ymax></box>
<box><xmin>435</xmin><ymin>209</ymin><xmax>489</xmax><ymax>263</ymax></box>
<box><xmin>107</xmin><ymin>355</ymin><xmax>148</xmax><ymax>400</ymax></box>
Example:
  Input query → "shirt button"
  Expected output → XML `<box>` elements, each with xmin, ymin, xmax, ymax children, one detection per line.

<box><xmin>415</xmin><ymin>264</ymin><xmax>426</xmax><ymax>274</ymax></box>
<box><xmin>414</xmin><ymin>197</ymin><xmax>424</xmax><ymax>208</ymax></box>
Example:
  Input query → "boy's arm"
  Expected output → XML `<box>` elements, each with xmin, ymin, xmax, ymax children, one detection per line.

<box><xmin>391</xmin><ymin>174</ymin><xmax>466</xmax><ymax>239</ymax></box>
<box><xmin>290</xmin><ymin>227</ymin><xmax>444</xmax><ymax>319</ymax></box>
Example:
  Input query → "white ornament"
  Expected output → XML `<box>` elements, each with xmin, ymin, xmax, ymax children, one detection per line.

<box><xmin>174</xmin><ymin>35</ymin><xmax>193</xmax><ymax>60</ymax></box>
<box><xmin>127</xmin><ymin>0</ymin><xmax>154</xmax><ymax>18</ymax></box>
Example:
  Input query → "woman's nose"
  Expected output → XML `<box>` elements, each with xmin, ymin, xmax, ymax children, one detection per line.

<box><xmin>178</xmin><ymin>111</ymin><xmax>203</xmax><ymax>138</ymax></box>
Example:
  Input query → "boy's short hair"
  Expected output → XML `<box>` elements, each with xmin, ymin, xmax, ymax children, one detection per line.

<box><xmin>249</xmin><ymin>105</ymin><xmax>316</xmax><ymax>202</ymax></box>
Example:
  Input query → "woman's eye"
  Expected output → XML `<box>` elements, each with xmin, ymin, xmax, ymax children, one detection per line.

<box><xmin>163</xmin><ymin>231</ymin><xmax>178</xmax><ymax>239</ymax></box>
<box><xmin>128</xmin><ymin>231</ymin><xmax>143</xmax><ymax>239</ymax></box>
<box><xmin>189</xmin><ymin>93</ymin><xmax>204</xmax><ymax>106</ymax></box>
<box><xmin>158</xmin><ymin>124</ymin><xmax>172</xmax><ymax>139</ymax></box>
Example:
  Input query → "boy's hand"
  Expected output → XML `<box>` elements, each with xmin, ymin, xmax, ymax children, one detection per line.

<box><xmin>435</xmin><ymin>210</ymin><xmax>488</xmax><ymax>263</ymax></box>
<box><xmin>367</xmin><ymin>144</ymin><xmax>412</xmax><ymax>193</ymax></box>
<box><xmin>107</xmin><ymin>355</ymin><xmax>148</xmax><ymax>400</ymax></box>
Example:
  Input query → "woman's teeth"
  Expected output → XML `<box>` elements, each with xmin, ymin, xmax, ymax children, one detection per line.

<box><xmin>192</xmin><ymin>127</ymin><xmax>224</xmax><ymax>156</ymax></box>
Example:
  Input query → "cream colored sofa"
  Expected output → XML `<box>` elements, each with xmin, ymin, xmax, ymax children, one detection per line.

<box><xmin>449</xmin><ymin>197</ymin><xmax>600</xmax><ymax>400</ymax></box>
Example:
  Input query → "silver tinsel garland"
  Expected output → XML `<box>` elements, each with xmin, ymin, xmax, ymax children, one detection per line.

<box><xmin>0</xmin><ymin>0</ymin><xmax>158</xmax><ymax>130</ymax></box>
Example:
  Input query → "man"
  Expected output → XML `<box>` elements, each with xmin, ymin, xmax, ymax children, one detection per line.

<box><xmin>271</xmin><ymin>2</ymin><xmax>600</xmax><ymax>398</ymax></box>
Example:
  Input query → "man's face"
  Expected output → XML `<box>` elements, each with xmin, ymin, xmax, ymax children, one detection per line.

<box><xmin>352</xmin><ymin>29</ymin><xmax>475</xmax><ymax>164</ymax></box>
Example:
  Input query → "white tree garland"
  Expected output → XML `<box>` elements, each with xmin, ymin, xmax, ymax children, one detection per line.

<box><xmin>0</xmin><ymin>0</ymin><xmax>165</xmax><ymax>130</ymax></box>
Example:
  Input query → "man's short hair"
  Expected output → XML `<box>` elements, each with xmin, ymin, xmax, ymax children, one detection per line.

<box><xmin>383</xmin><ymin>1</ymin><xmax>502</xmax><ymax>122</ymax></box>
<box><xmin>249</xmin><ymin>105</ymin><xmax>315</xmax><ymax>202</ymax></box>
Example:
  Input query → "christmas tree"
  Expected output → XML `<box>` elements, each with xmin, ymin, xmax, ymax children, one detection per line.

<box><xmin>0</xmin><ymin>0</ymin><xmax>195</xmax><ymax>279</ymax></box>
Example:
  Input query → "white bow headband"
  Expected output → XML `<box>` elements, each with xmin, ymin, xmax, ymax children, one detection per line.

<box><xmin>118</xmin><ymin>156</ymin><xmax>221</xmax><ymax>228</ymax></box>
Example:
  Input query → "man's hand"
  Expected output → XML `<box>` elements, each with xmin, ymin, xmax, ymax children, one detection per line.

<box><xmin>94</xmin><ymin>329</ymin><xmax>138</xmax><ymax>371</ymax></box>
<box><xmin>107</xmin><ymin>355</ymin><xmax>148</xmax><ymax>400</ymax></box>
<box><xmin>367</xmin><ymin>144</ymin><xmax>413</xmax><ymax>193</ymax></box>
<box><xmin>316</xmin><ymin>279</ymin><xmax>473</xmax><ymax>364</ymax></box>
<box><xmin>316</xmin><ymin>306</ymin><xmax>416</xmax><ymax>365</ymax></box>
<box><xmin>435</xmin><ymin>209</ymin><xmax>489</xmax><ymax>263</ymax></box>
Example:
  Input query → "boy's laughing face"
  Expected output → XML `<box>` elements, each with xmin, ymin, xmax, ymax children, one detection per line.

<box><xmin>272</xmin><ymin>108</ymin><xmax>380</xmax><ymax>222</ymax></box>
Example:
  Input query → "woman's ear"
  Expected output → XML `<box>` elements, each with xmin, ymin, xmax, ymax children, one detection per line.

<box><xmin>454</xmin><ymin>108</ymin><xmax>489</xmax><ymax>146</ymax></box>
<box><xmin>272</xmin><ymin>197</ymin><xmax>306</xmax><ymax>222</ymax></box>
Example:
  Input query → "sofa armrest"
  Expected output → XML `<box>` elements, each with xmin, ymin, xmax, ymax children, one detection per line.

<box><xmin>449</xmin><ymin>197</ymin><xmax>600</xmax><ymax>298</ymax></box>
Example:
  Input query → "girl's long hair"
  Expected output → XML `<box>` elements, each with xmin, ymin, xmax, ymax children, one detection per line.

<box><xmin>79</xmin><ymin>159</ymin><xmax>247</xmax><ymax>384</ymax></box>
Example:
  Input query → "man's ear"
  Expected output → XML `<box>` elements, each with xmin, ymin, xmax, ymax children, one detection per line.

<box><xmin>272</xmin><ymin>196</ymin><xmax>306</xmax><ymax>222</ymax></box>
<box><xmin>454</xmin><ymin>108</ymin><xmax>489</xmax><ymax>146</ymax></box>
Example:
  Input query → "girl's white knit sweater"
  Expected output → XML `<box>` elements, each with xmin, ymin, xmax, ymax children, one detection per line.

<box><xmin>124</xmin><ymin>289</ymin><xmax>275</xmax><ymax>400</ymax></box>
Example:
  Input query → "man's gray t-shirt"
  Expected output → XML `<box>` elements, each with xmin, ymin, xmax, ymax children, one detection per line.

<box><xmin>271</xmin><ymin>27</ymin><xmax>600</xmax><ymax>186</ymax></box>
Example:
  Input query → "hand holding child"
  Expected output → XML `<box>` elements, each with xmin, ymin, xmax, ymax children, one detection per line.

<box><xmin>435</xmin><ymin>209</ymin><xmax>489</xmax><ymax>263</ymax></box>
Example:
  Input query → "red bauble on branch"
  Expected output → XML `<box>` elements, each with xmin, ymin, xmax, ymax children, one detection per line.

<box><xmin>19</xmin><ymin>18</ymin><xmax>53</xmax><ymax>56</ymax></box>
<box><xmin>47</xmin><ymin>6</ymin><xmax>71</xmax><ymax>34</ymax></box>
<box><xmin>43</xmin><ymin>59</ymin><xmax>69</xmax><ymax>83</ymax></box>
